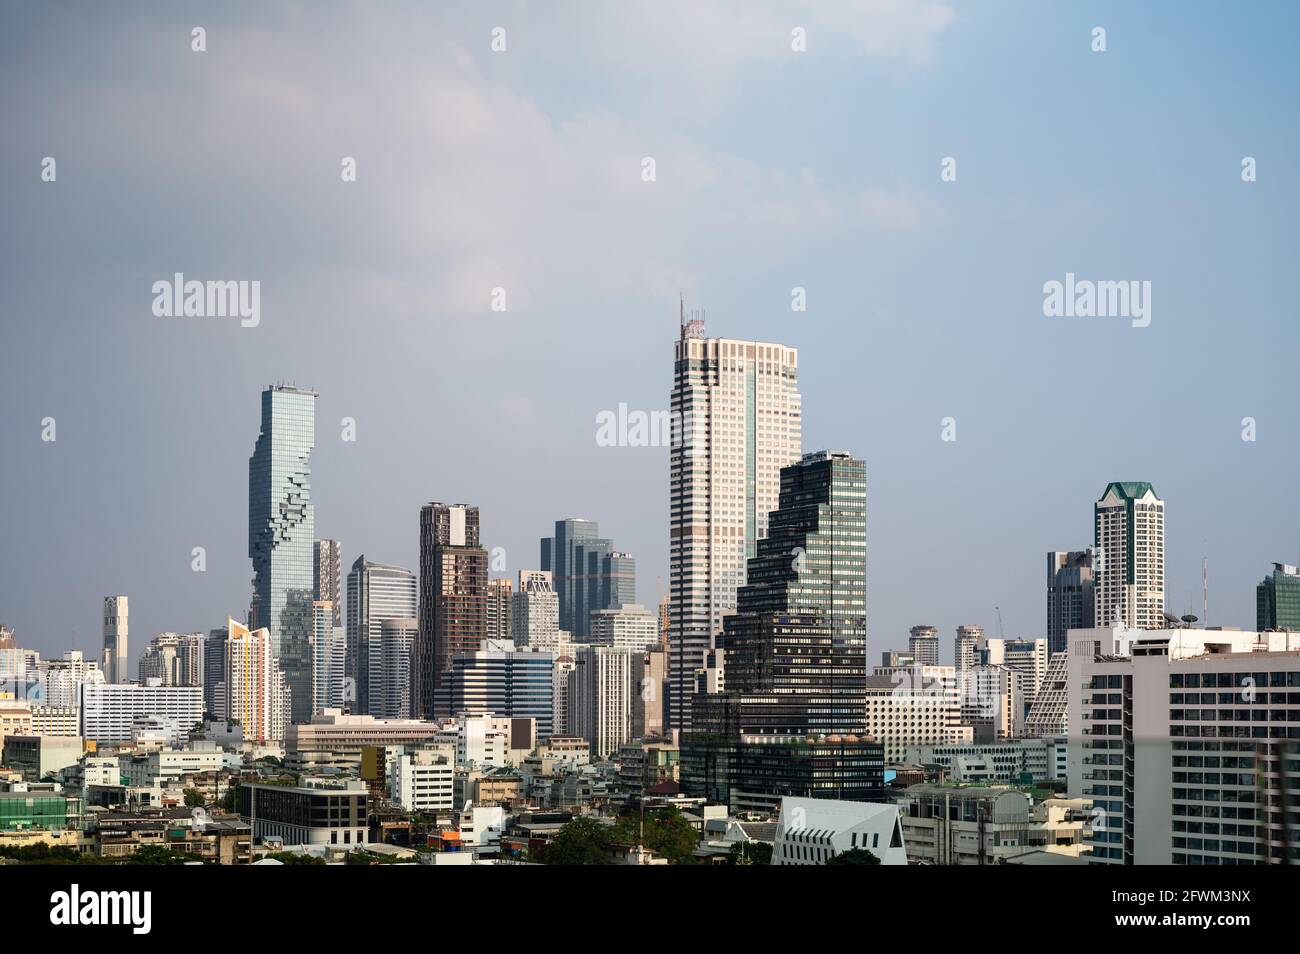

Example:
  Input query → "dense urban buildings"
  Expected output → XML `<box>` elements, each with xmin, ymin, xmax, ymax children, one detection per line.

<box><xmin>667</xmin><ymin>315</ymin><xmax>802</xmax><ymax>732</ymax></box>
<box><xmin>445</xmin><ymin>639</ymin><xmax>556</xmax><ymax>738</ymax></box>
<box><xmin>248</xmin><ymin>384</ymin><xmax>317</xmax><ymax>723</ymax></box>
<box><xmin>589</xmin><ymin>604</ymin><xmax>659</xmax><ymax>652</ymax></box>
<box><xmin>417</xmin><ymin>503</ymin><xmax>489</xmax><ymax>719</ymax></box>
<box><xmin>1093</xmin><ymin>482</ymin><xmax>1165</xmax><ymax>630</ymax></box>
<box><xmin>311</xmin><ymin>600</ymin><xmax>347</xmax><ymax>715</ymax></box>
<box><xmin>137</xmin><ymin>631</ymin><xmax>205</xmax><ymax>687</ymax></box>
<box><xmin>512</xmin><ymin>570</ymin><xmax>561</xmax><ymax>653</ymax></box>
<box><xmin>346</xmin><ymin>556</ymin><xmax>418</xmax><ymax>716</ymax></box>
<box><xmin>486</xmin><ymin>577</ymin><xmax>513</xmax><ymax>640</ymax></box>
<box><xmin>216</xmin><ymin>618</ymin><xmax>290</xmax><ymax>744</ymax></box>
<box><xmin>1047</xmin><ymin>550</ymin><xmax>1095</xmax><ymax>654</ymax></box>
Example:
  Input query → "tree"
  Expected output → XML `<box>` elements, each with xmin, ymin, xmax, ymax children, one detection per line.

<box><xmin>266</xmin><ymin>851</ymin><xmax>325</xmax><ymax>865</ymax></box>
<box><xmin>125</xmin><ymin>845</ymin><xmax>187</xmax><ymax>865</ymax></box>
<box><xmin>183</xmin><ymin>788</ymin><xmax>204</xmax><ymax>808</ymax></box>
<box><xmin>613</xmin><ymin>806</ymin><xmax>698</xmax><ymax>865</ymax></box>
<box><xmin>826</xmin><ymin>848</ymin><xmax>880</xmax><ymax>865</ymax></box>
<box><xmin>537</xmin><ymin>817</ymin><xmax>613</xmax><ymax>865</ymax></box>
<box><xmin>728</xmin><ymin>840</ymin><xmax>773</xmax><ymax>865</ymax></box>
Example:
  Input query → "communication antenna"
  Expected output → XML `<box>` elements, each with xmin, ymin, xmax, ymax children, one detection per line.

<box><xmin>1202</xmin><ymin>557</ymin><xmax>1208</xmax><ymax>628</ymax></box>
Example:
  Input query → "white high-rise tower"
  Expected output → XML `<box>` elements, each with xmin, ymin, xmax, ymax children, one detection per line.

<box><xmin>667</xmin><ymin>305</ymin><xmax>801</xmax><ymax>732</ymax></box>
<box><xmin>1093</xmin><ymin>482</ymin><xmax>1165</xmax><ymax>630</ymax></box>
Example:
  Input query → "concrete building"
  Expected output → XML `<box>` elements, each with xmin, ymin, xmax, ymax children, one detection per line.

<box><xmin>30</xmin><ymin>705</ymin><xmax>79</xmax><ymax>737</ymax></box>
<box><xmin>240</xmin><ymin>778</ymin><xmax>368</xmax><ymax>847</ymax></box>
<box><xmin>80</xmin><ymin>681</ymin><xmax>203</xmax><ymax>745</ymax></box>
<box><xmin>667</xmin><ymin>317</ymin><xmax>801</xmax><ymax>733</ymax></box>
<box><xmin>905</xmin><ymin>739</ymin><xmax>1064</xmax><ymax>784</ymax></box>
<box><xmin>540</xmin><ymin>519</ymin><xmax>636</xmax><ymax>641</ymax></box>
<box><xmin>1257</xmin><ymin>562</ymin><xmax>1300</xmax><ymax>632</ymax></box>
<box><xmin>388</xmin><ymin>743</ymin><xmax>456</xmax><ymax>813</ymax></box>
<box><xmin>908</xmin><ymin>625</ymin><xmax>939</xmax><ymax>666</ymax></box>
<box><xmin>954</xmin><ymin>625</ymin><xmax>983</xmax><ymax>676</ymax></box>
<box><xmin>771</xmin><ymin>796</ymin><xmax>907</xmax><ymax>865</ymax></box>
<box><xmin>568</xmin><ymin>645</ymin><xmax>639</xmax><ymax>759</ymax></box>
<box><xmin>897</xmin><ymin>785</ymin><xmax>1039</xmax><ymax>865</ymax></box>
<box><xmin>512</xmin><ymin>570</ymin><xmax>561</xmax><ymax>652</ymax></box>
<box><xmin>589</xmin><ymin>604</ymin><xmax>659</xmax><ymax>653</ymax></box>
<box><xmin>982</xmin><ymin>637</ymin><xmax>1049</xmax><ymax>716</ymax></box>
<box><xmin>417</xmin><ymin>503</ymin><xmax>489</xmax><ymax>718</ymax></box>
<box><xmin>1093</xmin><ymin>482</ymin><xmax>1164</xmax><ymax>630</ymax></box>
<box><xmin>38</xmin><ymin>651</ymin><xmax>103</xmax><ymax>709</ymax></box>
<box><xmin>102</xmin><ymin>595</ymin><xmax>128</xmax><ymax>684</ymax></box>
<box><xmin>137</xmin><ymin>632</ymin><xmax>205</xmax><ymax>687</ymax></box>
<box><xmin>314</xmin><ymin>538</ymin><xmax>343</xmax><ymax>629</ymax></box>
<box><xmin>1024</xmin><ymin>651</ymin><xmax>1069</xmax><ymax>737</ymax></box>
<box><xmin>372</xmin><ymin>618</ymin><xmax>417</xmax><ymax>719</ymax></box>
<box><xmin>1067</xmin><ymin>625</ymin><xmax>1300</xmax><ymax>865</ymax></box>
<box><xmin>1</xmin><ymin>735</ymin><xmax>84</xmax><ymax>782</ymax></box>
<box><xmin>960</xmin><ymin>664</ymin><xmax>1023</xmax><ymax>741</ymax></box>
<box><xmin>285</xmin><ymin>710</ymin><xmax>441</xmax><ymax>773</ymax></box>
<box><xmin>865</xmin><ymin>665</ymin><xmax>968</xmax><ymax>763</ymax></box>
<box><xmin>219</xmin><ymin>618</ymin><xmax>290</xmax><ymax>743</ymax></box>
<box><xmin>248</xmin><ymin>384</ymin><xmax>318</xmax><ymax>723</ymax></box>
<box><xmin>486</xmin><ymin>578</ymin><xmax>513</xmax><ymax>640</ymax></box>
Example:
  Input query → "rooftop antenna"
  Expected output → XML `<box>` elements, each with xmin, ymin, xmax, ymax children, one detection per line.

<box><xmin>1202</xmin><ymin>556</ymin><xmax>1208</xmax><ymax>629</ymax></box>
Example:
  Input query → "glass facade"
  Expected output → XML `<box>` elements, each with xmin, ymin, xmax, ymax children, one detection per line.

<box><xmin>248</xmin><ymin>385</ymin><xmax>316</xmax><ymax>723</ymax></box>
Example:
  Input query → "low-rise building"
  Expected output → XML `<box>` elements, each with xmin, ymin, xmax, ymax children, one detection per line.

<box><xmin>771</xmin><ymin>796</ymin><xmax>907</xmax><ymax>865</ymax></box>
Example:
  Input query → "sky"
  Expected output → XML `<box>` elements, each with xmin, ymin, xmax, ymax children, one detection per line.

<box><xmin>2</xmin><ymin>1</ymin><xmax>1298</xmax><ymax>673</ymax></box>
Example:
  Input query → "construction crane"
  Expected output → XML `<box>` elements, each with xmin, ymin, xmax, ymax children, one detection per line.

<box><xmin>995</xmin><ymin>606</ymin><xmax>1006</xmax><ymax>639</ymax></box>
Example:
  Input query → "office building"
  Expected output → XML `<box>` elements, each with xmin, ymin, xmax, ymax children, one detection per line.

<box><xmin>345</xmin><ymin>556</ymin><xmax>417</xmax><ymax>715</ymax></box>
<box><xmin>540</xmin><ymin>519</ymin><xmax>636</xmax><ymax>640</ymax></box>
<box><xmin>248</xmin><ymin>384</ymin><xmax>317</xmax><ymax>723</ymax></box>
<box><xmin>512</xmin><ymin>570</ymin><xmax>561</xmax><ymax>653</ymax></box>
<box><xmin>445</xmin><ymin>639</ymin><xmax>555</xmax><ymax>738</ymax></box>
<box><xmin>667</xmin><ymin>316</ymin><xmax>802</xmax><ymax>733</ymax></box>
<box><xmin>372</xmin><ymin>618</ymin><xmax>417</xmax><ymax>719</ymax></box>
<box><xmin>388</xmin><ymin>743</ymin><xmax>457</xmax><ymax>812</ymax></box>
<box><xmin>569</xmin><ymin>645</ymin><xmax>641</xmax><ymax>759</ymax></box>
<box><xmin>417</xmin><ymin>503</ymin><xmax>489</xmax><ymax>718</ymax></box>
<box><xmin>589</xmin><ymin>604</ymin><xmax>659</xmax><ymax>653</ymax></box>
<box><xmin>102</xmin><ymin>595</ymin><xmax>128</xmax><ymax>684</ymax></box>
<box><xmin>982</xmin><ymin>637</ymin><xmax>1049</xmax><ymax>715</ymax></box>
<box><xmin>314</xmin><ymin>539</ymin><xmax>343</xmax><ymax>628</ymax></box>
<box><xmin>1047</xmin><ymin>550</ymin><xmax>1095</xmax><ymax>654</ymax></box>
<box><xmin>240</xmin><ymin>779</ymin><xmax>368</xmax><ymax>847</ymax></box>
<box><xmin>960</xmin><ymin>664</ymin><xmax>1023</xmax><ymax>741</ymax></box>
<box><xmin>1257</xmin><ymin>562</ymin><xmax>1300</xmax><ymax>632</ymax></box>
<box><xmin>865</xmin><ymin>665</ymin><xmax>968</xmax><ymax>763</ymax></box>
<box><xmin>1024</xmin><ymin>651</ymin><xmax>1069</xmax><ymax>737</ymax></box>
<box><xmin>684</xmin><ymin>452</ymin><xmax>882</xmax><ymax>811</ymax></box>
<box><xmin>137</xmin><ymin>632</ymin><xmax>205</xmax><ymax>687</ymax></box>
<box><xmin>1093</xmin><ymin>482</ymin><xmax>1165</xmax><ymax>630</ymax></box>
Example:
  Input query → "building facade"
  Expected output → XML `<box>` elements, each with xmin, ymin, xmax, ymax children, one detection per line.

<box><xmin>417</xmin><ymin>503</ymin><xmax>489</xmax><ymax>718</ymax></box>
<box><xmin>102</xmin><ymin>595</ymin><xmax>128</xmax><ymax>684</ymax></box>
<box><xmin>1047</xmin><ymin>549</ymin><xmax>1095</xmax><ymax>655</ymax></box>
<box><xmin>1093</xmin><ymin>482</ymin><xmax>1165</xmax><ymax>630</ymax></box>
<box><xmin>345</xmin><ymin>556</ymin><xmax>417</xmax><ymax>716</ymax></box>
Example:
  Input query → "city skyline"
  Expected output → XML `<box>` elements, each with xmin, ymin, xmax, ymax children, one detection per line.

<box><xmin>3</xmin><ymin>2</ymin><xmax>1298</xmax><ymax>678</ymax></box>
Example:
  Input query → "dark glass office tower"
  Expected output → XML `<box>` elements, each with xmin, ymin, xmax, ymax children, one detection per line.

<box><xmin>540</xmin><ymin>519</ymin><xmax>636</xmax><ymax>638</ymax></box>
<box><xmin>1047</xmin><ymin>550</ymin><xmax>1095</xmax><ymax>655</ymax></box>
<box><xmin>1257</xmin><ymin>562</ymin><xmax>1300</xmax><ymax>631</ymax></box>
<box><xmin>248</xmin><ymin>384</ymin><xmax>316</xmax><ymax>724</ymax></box>
<box><xmin>416</xmin><ymin>503</ymin><xmax>488</xmax><ymax>718</ymax></box>
<box><xmin>682</xmin><ymin>451</ymin><xmax>882</xmax><ymax>811</ymax></box>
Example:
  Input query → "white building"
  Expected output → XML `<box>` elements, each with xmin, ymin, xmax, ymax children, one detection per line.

<box><xmin>372</xmin><ymin>618</ymin><xmax>417</xmax><ymax>719</ymax></box>
<box><xmin>590</xmin><ymin>604</ymin><xmax>659</xmax><ymax>653</ymax></box>
<box><xmin>80</xmin><ymin>680</ymin><xmax>203</xmax><ymax>744</ymax></box>
<box><xmin>771</xmin><ymin>796</ymin><xmax>907</xmax><ymax>865</ymax></box>
<box><xmin>432</xmin><ymin>713</ymin><xmax>510</xmax><ymax>769</ymax></box>
<box><xmin>865</xmin><ymin>665</ymin><xmax>969</xmax><ymax>763</ymax></box>
<box><xmin>121</xmin><ymin>743</ymin><xmax>228</xmax><ymax>787</ymax></box>
<box><xmin>388</xmin><ymin>743</ymin><xmax>456</xmax><ymax>812</ymax></box>
<box><xmin>668</xmin><ymin>321</ymin><xmax>802</xmax><ymax>733</ymax></box>
<box><xmin>905</xmin><ymin>739</ymin><xmax>1063</xmax><ymax>783</ymax></box>
<box><xmin>512</xmin><ymin>570</ymin><xmax>561</xmax><ymax>652</ymax></box>
<box><xmin>982</xmin><ymin>637</ymin><xmax>1049</xmax><ymax>713</ymax></box>
<box><xmin>1024</xmin><ymin>651</ymin><xmax>1069</xmax><ymax>737</ymax></box>
<box><xmin>39</xmin><ymin>651</ymin><xmax>104</xmax><ymax>708</ymax></box>
<box><xmin>960</xmin><ymin>664</ymin><xmax>1023</xmax><ymax>741</ymax></box>
<box><xmin>345</xmin><ymin>557</ymin><xmax>418</xmax><ymax>717</ymax></box>
<box><xmin>1067</xmin><ymin>625</ymin><xmax>1300</xmax><ymax>865</ymax></box>
<box><xmin>552</xmin><ymin>655</ymin><xmax>575</xmax><ymax>737</ymax></box>
<box><xmin>285</xmin><ymin>709</ymin><xmax>443</xmax><ymax>772</ymax></box>
<box><xmin>954</xmin><ymin>625</ymin><xmax>983</xmax><ymax>676</ymax></box>
<box><xmin>1093</xmin><ymin>482</ymin><xmax>1164</xmax><ymax>629</ymax></box>
<box><xmin>137</xmin><ymin>632</ymin><xmax>205</xmax><ymax>686</ymax></box>
<box><xmin>569</xmin><ymin>645</ymin><xmax>637</xmax><ymax>758</ymax></box>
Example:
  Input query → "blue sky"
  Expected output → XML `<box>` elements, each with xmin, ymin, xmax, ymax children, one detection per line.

<box><xmin>2</xmin><ymin>1</ymin><xmax>1298</xmax><ymax>669</ymax></box>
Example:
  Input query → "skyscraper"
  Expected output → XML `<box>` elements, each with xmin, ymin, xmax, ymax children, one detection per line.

<box><xmin>486</xmin><ymin>578</ymin><xmax>513</xmax><ymax>640</ymax></box>
<box><xmin>1047</xmin><ymin>550</ymin><xmax>1095</xmax><ymax>654</ymax></box>
<box><xmin>248</xmin><ymin>384</ymin><xmax>317</xmax><ymax>723</ymax></box>
<box><xmin>137</xmin><ymin>632</ymin><xmax>205</xmax><ymax>687</ymax></box>
<box><xmin>314</xmin><ymin>539</ymin><xmax>343</xmax><ymax>629</ymax></box>
<box><xmin>372</xmin><ymin>618</ymin><xmax>417</xmax><ymax>719</ymax></box>
<box><xmin>954</xmin><ymin>624</ymin><xmax>983</xmax><ymax>676</ymax></box>
<box><xmin>1093</xmin><ymin>482</ymin><xmax>1165</xmax><ymax>629</ymax></box>
<box><xmin>417</xmin><ymin>503</ymin><xmax>489</xmax><ymax>718</ymax></box>
<box><xmin>683</xmin><ymin>451</ymin><xmax>881</xmax><ymax>811</ymax></box>
<box><xmin>908</xmin><ymin>625</ymin><xmax>939</xmax><ymax>666</ymax></box>
<box><xmin>218</xmin><ymin>617</ymin><xmax>290</xmax><ymax>744</ymax></box>
<box><xmin>102</xmin><ymin>595</ymin><xmax>128</xmax><ymax>684</ymax></box>
<box><xmin>345</xmin><ymin>556</ymin><xmax>417</xmax><ymax>715</ymax></box>
<box><xmin>310</xmin><ymin>600</ymin><xmax>347</xmax><ymax>715</ymax></box>
<box><xmin>668</xmin><ymin>313</ymin><xmax>802</xmax><ymax>732</ymax></box>
<box><xmin>540</xmin><ymin>519</ymin><xmax>636</xmax><ymax>639</ymax></box>
<box><xmin>1257</xmin><ymin>562</ymin><xmax>1300</xmax><ymax>631</ymax></box>
<box><xmin>512</xmin><ymin>570</ymin><xmax>560</xmax><ymax>652</ymax></box>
